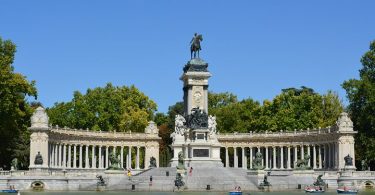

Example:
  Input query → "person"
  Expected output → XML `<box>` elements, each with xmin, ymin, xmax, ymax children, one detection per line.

<box><xmin>189</xmin><ymin>167</ymin><xmax>193</xmax><ymax>176</ymax></box>
<box><xmin>237</xmin><ymin>186</ymin><xmax>241</xmax><ymax>191</ymax></box>
<box><xmin>127</xmin><ymin>169</ymin><xmax>132</xmax><ymax>179</ymax></box>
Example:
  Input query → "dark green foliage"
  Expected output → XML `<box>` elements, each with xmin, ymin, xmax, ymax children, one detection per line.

<box><xmin>0</xmin><ymin>37</ymin><xmax>37</xmax><ymax>169</ymax></box>
<box><xmin>343</xmin><ymin>40</ymin><xmax>375</xmax><ymax>167</ymax></box>
<box><xmin>47</xmin><ymin>83</ymin><xmax>157</xmax><ymax>132</ymax></box>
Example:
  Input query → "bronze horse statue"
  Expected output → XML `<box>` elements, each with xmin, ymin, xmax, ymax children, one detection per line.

<box><xmin>190</xmin><ymin>33</ymin><xmax>203</xmax><ymax>59</ymax></box>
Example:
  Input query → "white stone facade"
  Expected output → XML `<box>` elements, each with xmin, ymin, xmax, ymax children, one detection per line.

<box><xmin>29</xmin><ymin>107</ymin><xmax>161</xmax><ymax>170</ymax></box>
<box><xmin>218</xmin><ymin>113</ymin><xmax>357</xmax><ymax>170</ymax></box>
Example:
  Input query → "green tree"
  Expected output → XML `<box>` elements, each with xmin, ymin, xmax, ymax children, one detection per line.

<box><xmin>47</xmin><ymin>83</ymin><xmax>157</xmax><ymax>132</ymax></box>
<box><xmin>343</xmin><ymin>40</ymin><xmax>375</xmax><ymax>167</ymax></box>
<box><xmin>0</xmin><ymin>37</ymin><xmax>37</xmax><ymax>169</ymax></box>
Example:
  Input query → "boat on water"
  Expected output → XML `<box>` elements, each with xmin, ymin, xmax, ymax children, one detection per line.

<box><xmin>1</xmin><ymin>189</ymin><xmax>19</xmax><ymax>193</ymax></box>
<box><xmin>229</xmin><ymin>191</ymin><xmax>242</xmax><ymax>195</ymax></box>
<box><xmin>304</xmin><ymin>186</ymin><xmax>325</xmax><ymax>193</ymax></box>
<box><xmin>336</xmin><ymin>186</ymin><xmax>359</xmax><ymax>194</ymax></box>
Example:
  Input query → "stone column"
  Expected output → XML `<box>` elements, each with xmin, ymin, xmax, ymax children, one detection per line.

<box><xmin>242</xmin><ymin>147</ymin><xmax>246</xmax><ymax>169</ymax></box>
<box><xmin>128</xmin><ymin>146</ymin><xmax>132</xmax><ymax>169</ymax></box>
<box><xmin>58</xmin><ymin>144</ymin><xmax>62</xmax><ymax>167</ymax></box>
<box><xmin>73</xmin><ymin>144</ymin><xmax>77</xmax><ymax>168</ymax></box>
<box><xmin>287</xmin><ymin>146</ymin><xmax>291</xmax><ymax>169</ymax></box>
<box><xmin>280</xmin><ymin>146</ymin><xmax>284</xmax><ymax>169</ymax></box>
<box><xmin>91</xmin><ymin>145</ymin><xmax>95</xmax><ymax>169</ymax></box>
<box><xmin>313</xmin><ymin>145</ymin><xmax>317</xmax><ymax>169</ymax></box>
<box><xmin>318</xmin><ymin>145</ymin><xmax>322</xmax><ymax>169</ymax></box>
<box><xmin>249</xmin><ymin>147</ymin><xmax>253</xmax><ymax>169</ymax></box>
<box><xmin>294</xmin><ymin>145</ymin><xmax>298</xmax><ymax>168</ymax></box>
<box><xmin>78</xmin><ymin>145</ymin><xmax>82</xmax><ymax>168</ymax></box>
<box><xmin>98</xmin><ymin>146</ymin><xmax>102</xmax><ymax>169</ymax></box>
<box><xmin>52</xmin><ymin>144</ymin><xmax>57</xmax><ymax>168</ymax></box>
<box><xmin>63</xmin><ymin>144</ymin><xmax>66</xmax><ymax>168</ymax></box>
<box><xmin>324</xmin><ymin>144</ymin><xmax>329</xmax><ymax>169</ymax></box>
<box><xmin>234</xmin><ymin>147</ymin><xmax>238</xmax><ymax>168</ymax></box>
<box><xmin>120</xmin><ymin>146</ymin><xmax>124</xmax><ymax>168</ymax></box>
<box><xmin>68</xmin><ymin>145</ymin><xmax>71</xmax><ymax>168</ymax></box>
<box><xmin>301</xmin><ymin>145</ymin><xmax>304</xmax><ymax>160</ymax></box>
<box><xmin>307</xmin><ymin>145</ymin><xmax>311</xmax><ymax>167</ymax></box>
<box><xmin>272</xmin><ymin>146</ymin><xmax>277</xmax><ymax>169</ymax></box>
<box><xmin>329</xmin><ymin>143</ymin><xmax>333</xmax><ymax>169</ymax></box>
<box><xmin>85</xmin><ymin>145</ymin><xmax>89</xmax><ymax>168</ymax></box>
<box><xmin>265</xmin><ymin>146</ymin><xmax>269</xmax><ymax>169</ymax></box>
<box><xmin>225</xmin><ymin>147</ymin><xmax>229</xmax><ymax>167</ymax></box>
<box><xmin>105</xmin><ymin>146</ymin><xmax>109</xmax><ymax>169</ymax></box>
<box><xmin>136</xmin><ymin>146</ymin><xmax>140</xmax><ymax>169</ymax></box>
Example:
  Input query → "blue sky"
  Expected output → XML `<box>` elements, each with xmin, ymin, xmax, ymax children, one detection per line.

<box><xmin>1</xmin><ymin>1</ymin><xmax>374</xmax><ymax>113</ymax></box>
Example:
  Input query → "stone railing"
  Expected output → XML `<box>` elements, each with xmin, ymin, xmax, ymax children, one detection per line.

<box><xmin>49</xmin><ymin>127</ymin><xmax>159</xmax><ymax>140</ymax></box>
<box><xmin>217</xmin><ymin>127</ymin><xmax>334</xmax><ymax>139</ymax></box>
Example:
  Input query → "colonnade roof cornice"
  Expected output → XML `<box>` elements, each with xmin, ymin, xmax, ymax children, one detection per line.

<box><xmin>48</xmin><ymin>128</ymin><xmax>161</xmax><ymax>142</ymax></box>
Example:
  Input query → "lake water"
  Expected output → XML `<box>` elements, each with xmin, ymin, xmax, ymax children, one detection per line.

<box><xmin>6</xmin><ymin>191</ymin><xmax>375</xmax><ymax>195</ymax></box>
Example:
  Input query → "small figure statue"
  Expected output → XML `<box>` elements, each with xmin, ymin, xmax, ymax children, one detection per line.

<box><xmin>190</xmin><ymin>33</ymin><xmax>203</xmax><ymax>59</ymax></box>
<box><xmin>11</xmin><ymin>158</ymin><xmax>18</xmax><ymax>170</ymax></box>
<box><xmin>174</xmin><ymin>173</ymin><xmax>185</xmax><ymax>189</ymax></box>
<box><xmin>107</xmin><ymin>152</ymin><xmax>122</xmax><ymax>170</ymax></box>
<box><xmin>344</xmin><ymin>154</ymin><xmax>353</xmax><ymax>166</ymax></box>
<box><xmin>361</xmin><ymin>159</ymin><xmax>368</xmax><ymax>171</ymax></box>
<box><xmin>34</xmin><ymin>151</ymin><xmax>43</xmax><ymax>165</ymax></box>
<box><xmin>149</xmin><ymin>156</ymin><xmax>157</xmax><ymax>168</ymax></box>
<box><xmin>176</xmin><ymin>151</ymin><xmax>186</xmax><ymax>170</ymax></box>
<box><xmin>313</xmin><ymin>175</ymin><xmax>325</xmax><ymax>186</ymax></box>
<box><xmin>252</xmin><ymin>152</ymin><xmax>264</xmax><ymax>170</ymax></box>
<box><xmin>208</xmin><ymin>115</ymin><xmax>217</xmax><ymax>135</ymax></box>
<box><xmin>295</xmin><ymin>154</ymin><xmax>311</xmax><ymax>170</ymax></box>
<box><xmin>96</xmin><ymin>175</ymin><xmax>106</xmax><ymax>186</ymax></box>
<box><xmin>186</xmin><ymin>107</ymin><xmax>208</xmax><ymax>129</ymax></box>
<box><xmin>174</xmin><ymin>115</ymin><xmax>186</xmax><ymax>135</ymax></box>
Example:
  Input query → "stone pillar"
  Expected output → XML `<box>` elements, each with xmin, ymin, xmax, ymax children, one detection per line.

<box><xmin>234</xmin><ymin>147</ymin><xmax>238</xmax><ymax>168</ymax></box>
<box><xmin>318</xmin><ymin>145</ymin><xmax>322</xmax><ymax>169</ymax></box>
<box><xmin>272</xmin><ymin>146</ymin><xmax>277</xmax><ymax>169</ymax></box>
<box><xmin>301</xmin><ymin>145</ymin><xmax>304</xmax><ymax>160</ymax></box>
<box><xmin>225</xmin><ymin>147</ymin><xmax>229</xmax><ymax>167</ymax></box>
<box><xmin>58</xmin><ymin>144</ymin><xmax>62</xmax><ymax>167</ymax></box>
<box><xmin>78</xmin><ymin>145</ymin><xmax>82</xmax><ymax>168</ymax></box>
<box><xmin>53</xmin><ymin>144</ymin><xmax>57</xmax><ymax>168</ymax></box>
<box><xmin>242</xmin><ymin>147</ymin><xmax>246</xmax><ymax>169</ymax></box>
<box><xmin>280</xmin><ymin>146</ymin><xmax>284</xmax><ymax>169</ymax></box>
<box><xmin>324</xmin><ymin>144</ymin><xmax>329</xmax><ymax>169</ymax></box>
<box><xmin>265</xmin><ymin>146</ymin><xmax>269</xmax><ymax>169</ymax></box>
<box><xmin>63</xmin><ymin>144</ymin><xmax>66</xmax><ymax>168</ymax></box>
<box><xmin>73</xmin><ymin>144</ymin><xmax>77</xmax><ymax>168</ymax></box>
<box><xmin>105</xmin><ymin>146</ymin><xmax>109</xmax><ymax>169</ymax></box>
<box><xmin>307</xmin><ymin>145</ymin><xmax>311</xmax><ymax>167</ymax></box>
<box><xmin>329</xmin><ymin>143</ymin><xmax>333</xmax><ymax>169</ymax></box>
<box><xmin>294</xmin><ymin>145</ymin><xmax>298</xmax><ymax>168</ymax></box>
<box><xmin>128</xmin><ymin>146</ymin><xmax>132</xmax><ymax>169</ymax></box>
<box><xmin>68</xmin><ymin>145</ymin><xmax>71</xmax><ymax>168</ymax></box>
<box><xmin>85</xmin><ymin>145</ymin><xmax>89</xmax><ymax>169</ymax></box>
<box><xmin>120</xmin><ymin>146</ymin><xmax>124</xmax><ymax>168</ymax></box>
<box><xmin>98</xmin><ymin>146</ymin><xmax>102</xmax><ymax>169</ymax></box>
<box><xmin>249</xmin><ymin>147</ymin><xmax>253</xmax><ymax>169</ymax></box>
<box><xmin>91</xmin><ymin>145</ymin><xmax>95</xmax><ymax>169</ymax></box>
<box><xmin>287</xmin><ymin>146</ymin><xmax>291</xmax><ymax>169</ymax></box>
<box><xmin>136</xmin><ymin>146</ymin><xmax>140</xmax><ymax>169</ymax></box>
<box><xmin>313</xmin><ymin>145</ymin><xmax>317</xmax><ymax>169</ymax></box>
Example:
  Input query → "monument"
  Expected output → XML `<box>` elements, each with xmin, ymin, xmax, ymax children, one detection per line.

<box><xmin>170</xmin><ymin>33</ymin><xmax>222</xmax><ymax>167</ymax></box>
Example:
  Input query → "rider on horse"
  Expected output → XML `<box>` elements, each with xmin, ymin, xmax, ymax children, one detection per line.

<box><xmin>190</xmin><ymin>33</ymin><xmax>203</xmax><ymax>59</ymax></box>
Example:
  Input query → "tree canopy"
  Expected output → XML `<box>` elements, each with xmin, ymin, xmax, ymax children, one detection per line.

<box><xmin>47</xmin><ymin>83</ymin><xmax>157</xmax><ymax>132</ymax></box>
<box><xmin>208</xmin><ymin>89</ymin><xmax>343</xmax><ymax>133</ymax></box>
<box><xmin>343</xmin><ymin>40</ymin><xmax>375</xmax><ymax>166</ymax></box>
<box><xmin>0</xmin><ymin>37</ymin><xmax>37</xmax><ymax>169</ymax></box>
